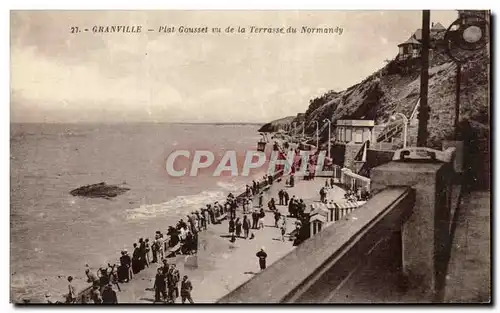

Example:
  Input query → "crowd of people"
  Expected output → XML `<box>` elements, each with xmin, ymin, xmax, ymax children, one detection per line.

<box><xmin>61</xmin><ymin>139</ymin><xmax>327</xmax><ymax>304</ymax></box>
<box><xmin>61</xmin><ymin>173</ymin><xmax>282</xmax><ymax>304</ymax></box>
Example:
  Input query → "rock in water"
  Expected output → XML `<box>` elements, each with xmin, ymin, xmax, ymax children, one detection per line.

<box><xmin>70</xmin><ymin>182</ymin><xmax>130</xmax><ymax>199</ymax></box>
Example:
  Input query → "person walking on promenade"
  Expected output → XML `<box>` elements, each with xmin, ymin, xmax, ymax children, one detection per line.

<box><xmin>228</xmin><ymin>217</ymin><xmax>236</xmax><ymax>242</ymax></box>
<box><xmin>320</xmin><ymin>187</ymin><xmax>326</xmax><ymax>203</ymax></box>
<box><xmin>284</xmin><ymin>190</ymin><xmax>290</xmax><ymax>206</ymax></box>
<box><xmin>154</xmin><ymin>267</ymin><xmax>167</xmax><ymax>303</ymax></box>
<box><xmin>132</xmin><ymin>243</ymin><xmax>141</xmax><ymax>274</ymax></box>
<box><xmin>251</xmin><ymin>209</ymin><xmax>258</xmax><ymax>229</ymax></box>
<box><xmin>102</xmin><ymin>283</ymin><xmax>118</xmax><ymax>304</ymax></box>
<box><xmin>200</xmin><ymin>210</ymin><xmax>207</xmax><ymax>230</ymax></box>
<box><xmin>91</xmin><ymin>284</ymin><xmax>102</xmax><ymax>304</ymax></box>
<box><xmin>151</xmin><ymin>238</ymin><xmax>160</xmax><ymax>264</ymax></box>
<box><xmin>330</xmin><ymin>177</ymin><xmax>335</xmax><ymax>188</ymax></box>
<box><xmin>119</xmin><ymin>251</ymin><xmax>131</xmax><ymax>282</ymax></box>
<box><xmin>288</xmin><ymin>196</ymin><xmax>296</xmax><ymax>217</ymax></box>
<box><xmin>258</xmin><ymin>208</ymin><xmax>265</xmax><ymax>229</ymax></box>
<box><xmin>278</xmin><ymin>189</ymin><xmax>284</xmax><ymax>205</ymax></box>
<box><xmin>145</xmin><ymin>238</ymin><xmax>151</xmax><ymax>267</ymax></box>
<box><xmin>139</xmin><ymin>238</ymin><xmax>148</xmax><ymax>269</ymax></box>
<box><xmin>66</xmin><ymin>276</ymin><xmax>77</xmax><ymax>303</ymax></box>
<box><xmin>280</xmin><ymin>216</ymin><xmax>287</xmax><ymax>242</ymax></box>
<box><xmin>160</xmin><ymin>259</ymin><xmax>170</xmax><ymax>275</ymax></box>
<box><xmin>259</xmin><ymin>193</ymin><xmax>263</xmax><ymax>208</ymax></box>
<box><xmin>181</xmin><ymin>275</ymin><xmax>194</xmax><ymax>304</ymax></box>
<box><xmin>268</xmin><ymin>197</ymin><xmax>276</xmax><ymax>211</ymax></box>
<box><xmin>256</xmin><ymin>248</ymin><xmax>268</xmax><ymax>270</ymax></box>
<box><xmin>235</xmin><ymin>217</ymin><xmax>242</xmax><ymax>238</ymax></box>
<box><xmin>242</xmin><ymin>215</ymin><xmax>251</xmax><ymax>239</ymax></box>
<box><xmin>248</xmin><ymin>198</ymin><xmax>253</xmax><ymax>212</ymax></box>
<box><xmin>325</xmin><ymin>179</ymin><xmax>330</xmax><ymax>188</ymax></box>
<box><xmin>274</xmin><ymin>211</ymin><xmax>281</xmax><ymax>228</ymax></box>
<box><xmin>167</xmin><ymin>264</ymin><xmax>180</xmax><ymax>303</ymax></box>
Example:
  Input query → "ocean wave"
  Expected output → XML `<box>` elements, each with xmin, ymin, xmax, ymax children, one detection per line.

<box><xmin>126</xmin><ymin>190</ymin><xmax>226</xmax><ymax>221</ymax></box>
<box><xmin>126</xmin><ymin>180</ymin><xmax>250</xmax><ymax>221</ymax></box>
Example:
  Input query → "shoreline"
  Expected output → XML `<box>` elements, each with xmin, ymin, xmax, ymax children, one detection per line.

<box><xmin>35</xmin><ymin>169</ymin><xmax>287</xmax><ymax>304</ymax></box>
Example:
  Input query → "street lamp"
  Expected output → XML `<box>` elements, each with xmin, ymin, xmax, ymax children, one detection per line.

<box><xmin>292</xmin><ymin>122</ymin><xmax>297</xmax><ymax>137</ymax></box>
<box><xmin>313</xmin><ymin>120</ymin><xmax>319</xmax><ymax>150</ymax></box>
<box><xmin>302</xmin><ymin>122</ymin><xmax>305</xmax><ymax>138</ymax></box>
<box><xmin>445</xmin><ymin>12</ymin><xmax>489</xmax><ymax>139</ymax></box>
<box><xmin>390</xmin><ymin>113</ymin><xmax>409</xmax><ymax>148</ymax></box>
<box><xmin>323</xmin><ymin>118</ymin><xmax>332</xmax><ymax>159</ymax></box>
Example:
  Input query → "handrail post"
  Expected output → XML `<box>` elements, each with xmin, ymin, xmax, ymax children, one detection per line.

<box><xmin>371</xmin><ymin>160</ymin><xmax>454</xmax><ymax>301</ymax></box>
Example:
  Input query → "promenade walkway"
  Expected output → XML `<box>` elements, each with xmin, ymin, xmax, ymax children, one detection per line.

<box><xmin>444</xmin><ymin>191</ymin><xmax>491</xmax><ymax>303</ymax></box>
<box><xmin>107</xmin><ymin>177</ymin><xmax>343</xmax><ymax>303</ymax></box>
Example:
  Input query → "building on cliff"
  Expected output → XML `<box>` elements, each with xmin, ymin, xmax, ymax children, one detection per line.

<box><xmin>396</xmin><ymin>22</ymin><xmax>446</xmax><ymax>61</ymax></box>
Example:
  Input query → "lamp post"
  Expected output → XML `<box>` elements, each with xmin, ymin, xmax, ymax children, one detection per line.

<box><xmin>323</xmin><ymin>118</ymin><xmax>331</xmax><ymax>159</ymax></box>
<box><xmin>444</xmin><ymin>11</ymin><xmax>489</xmax><ymax>139</ymax></box>
<box><xmin>302</xmin><ymin>122</ymin><xmax>305</xmax><ymax>138</ymax></box>
<box><xmin>292</xmin><ymin>122</ymin><xmax>297</xmax><ymax>138</ymax></box>
<box><xmin>391</xmin><ymin>113</ymin><xmax>409</xmax><ymax>148</ymax></box>
<box><xmin>313</xmin><ymin>120</ymin><xmax>319</xmax><ymax>150</ymax></box>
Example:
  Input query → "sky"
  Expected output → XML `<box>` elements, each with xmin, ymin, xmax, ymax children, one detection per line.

<box><xmin>10</xmin><ymin>10</ymin><xmax>458</xmax><ymax>123</ymax></box>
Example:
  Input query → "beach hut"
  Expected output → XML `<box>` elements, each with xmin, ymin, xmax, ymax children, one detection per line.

<box><xmin>310</xmin><ymin>214</ymin><xmax>327</xmax><ymax>236</ymax></box>
<box><xmin>309</xmin><ymin>202</ymin><xmax>336</xmax><ymax>222</ymax></box>
<box><xmin>333</xmin><ymin>201</ymin><xmax>366</xmax><ymax>221</ymax></box>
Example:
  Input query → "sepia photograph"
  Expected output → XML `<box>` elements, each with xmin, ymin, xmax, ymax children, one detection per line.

<box><xmin>9</xmin><ymin>9</ymin><xmax>491</xmax><ymax>304</ymax></box>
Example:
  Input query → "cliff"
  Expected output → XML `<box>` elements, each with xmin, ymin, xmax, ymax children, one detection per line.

<box><xmin>265</xmin><ymin>32</ymin><xmax>489</xmax><ymax>149</ymax></box>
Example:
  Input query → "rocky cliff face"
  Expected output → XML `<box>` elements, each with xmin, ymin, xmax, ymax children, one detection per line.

<box><xmin>266</xmin><ymin>35</ymin><xmax>489</xmax><ymax>149</ymax></box>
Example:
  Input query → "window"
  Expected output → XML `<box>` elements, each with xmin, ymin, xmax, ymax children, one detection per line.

<box><xmin>345</xmin><ymin>128</ymin><xmax>352</xmax><ymax>142</ymax></box>
<box><xmin>354</xmin><ymin>129</ymin><xmax>363</xmax><ymax>143</ymax></box>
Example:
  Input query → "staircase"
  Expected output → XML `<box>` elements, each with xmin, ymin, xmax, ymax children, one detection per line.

<box><xmin>376</xmin><ymin>98</ymin><xmax>420</xmax><ymax>144</ymax></box>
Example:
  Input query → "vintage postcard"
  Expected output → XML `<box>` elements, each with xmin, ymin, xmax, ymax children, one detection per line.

<box><xmin>10</xmin><ymin>10</ymin><xmax>491</xmax><ymax>304</ymax></box>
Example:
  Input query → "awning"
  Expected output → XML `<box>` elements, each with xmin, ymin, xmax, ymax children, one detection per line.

<box><xmin>334</xmin><ymin>201</ymin><xmax>366</xmax><ymax>210</ymax></box>
<box><xmin>310</xmin><ymin>214</ymin><xmax>327</xmax><ymax>223</ymax></box>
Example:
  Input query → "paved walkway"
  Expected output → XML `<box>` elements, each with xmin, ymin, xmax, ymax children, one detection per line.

<box><xmin>443</xmin><ymin>191</ymin><xmax>491</xmax><ymax>303</ymax></box>
<box><xmin>102</xmin><ymin>177</ymin><xmax>341</xmax><ymax>303</ymax></box>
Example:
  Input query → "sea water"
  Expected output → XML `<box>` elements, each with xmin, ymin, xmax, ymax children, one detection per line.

<box><xmin>10</xmin><ymin>123</ymin><xmax>265</xmax><ymax>302</ymax></box>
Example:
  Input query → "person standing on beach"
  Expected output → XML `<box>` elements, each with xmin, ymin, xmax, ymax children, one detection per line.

<box><xmin>181</xmin><ymin>275</ymin><xmax>194</xmax><ymax>304</ymax></box>
<box><xmin>154</xmin><ymin>267</ymin><xmax>167</xmax><ymax>303</ymax></box>
<box><xmin>66</xmin><ymin>276</ymin><xmax>77</xmax><ymax>303</ymax></box>
<box><xmin>283</xmin><ymin>190</ymin><xmax>290</xmax><ymax>206</ymax></box>
<box><xmin>256</xmin><ymin>248</ymin><xmax>268</xmax><ymax>270</ymax></box>
<box><xmin>242</xmin><ymin>215</ymin><xmax>251</xmax><ymax>239</ymax></box>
